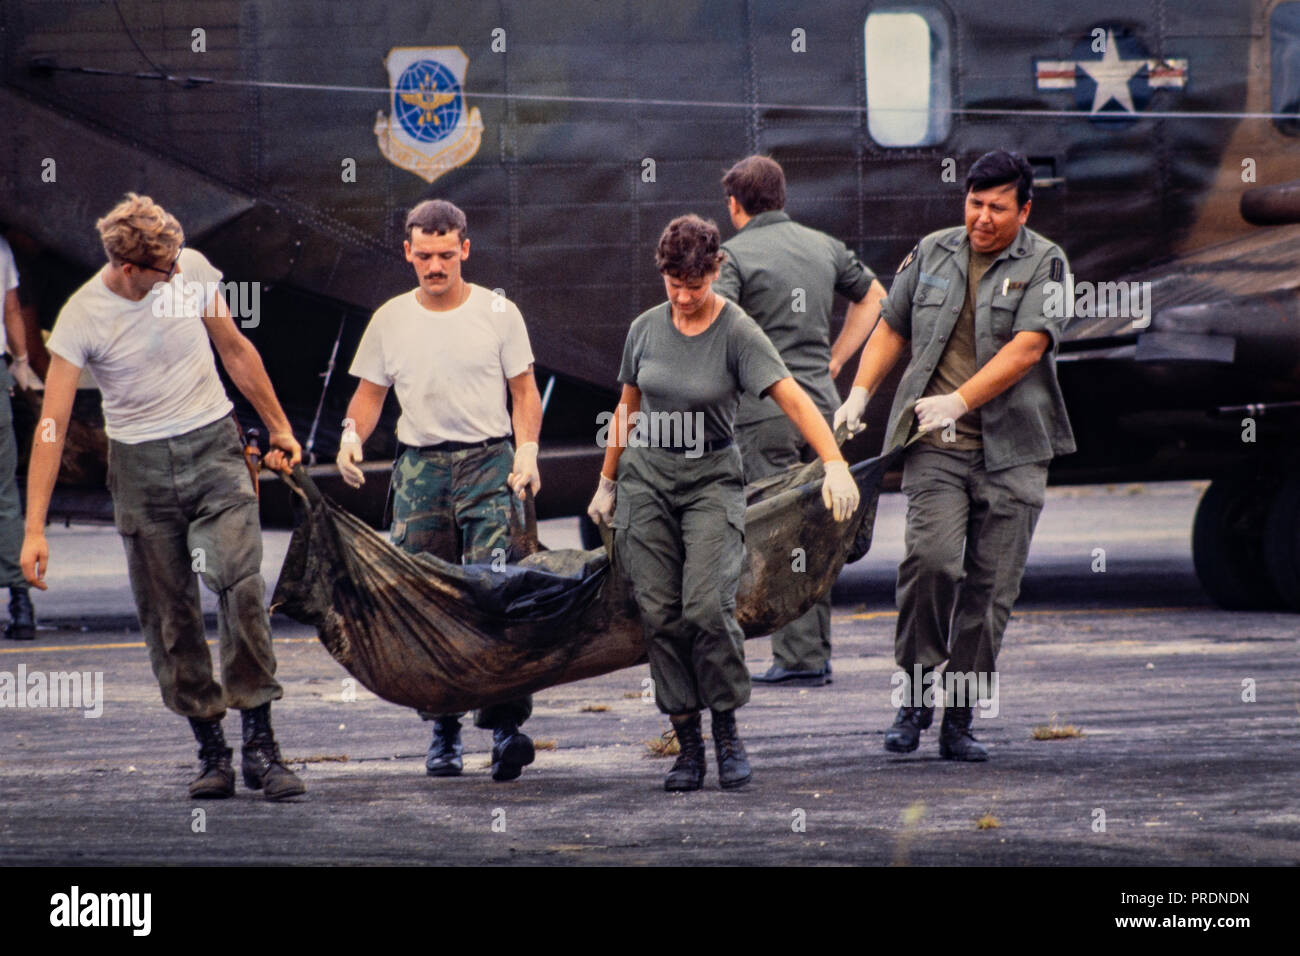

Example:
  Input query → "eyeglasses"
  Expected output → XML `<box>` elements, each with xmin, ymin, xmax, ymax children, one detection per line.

<box><xmin>121</xmin><ymin>242</ymin><xmax>184</xmax><ymax>279</ymax></box>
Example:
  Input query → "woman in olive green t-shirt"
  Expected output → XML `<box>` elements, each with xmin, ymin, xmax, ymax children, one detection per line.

<box><xmin>587</xmin><ymin>214</ymin><xmax>859</xmax><ymax>793</ymax></box>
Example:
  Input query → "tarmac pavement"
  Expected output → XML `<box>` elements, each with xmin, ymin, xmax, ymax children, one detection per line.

<box><xmin>2</xmin><ymin>480</ymin><xmax>1297</xmax><ymax>867</ymax></box>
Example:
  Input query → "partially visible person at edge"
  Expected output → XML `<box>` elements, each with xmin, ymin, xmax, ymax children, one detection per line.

<box><xmin>835</xmin><ymin>151</ymin><xmax>1076</xmax><ymax>761</ymax></box>
<box><xmin>336</xmin><ymin>198</ymin><xmax>544</xmax><ymax>783</ymax></box>
<box><xmin>0</xmin><ymin>232</ymin><xmax>43</xmax><ymax>641</ymax></box>
<box><xmin>714</xmin><ymin>154</ymin><xmax>887</xmax><ymax>687</ymax></box>
<box><xmin>21</xmin><ymin>193</ymin><xmax>307</xmax><ymax>800</ymax></box>
<box><xmin>587</xmin><ymin>214</ymin><xmax>860</xmax><ymax>793</ymax></box>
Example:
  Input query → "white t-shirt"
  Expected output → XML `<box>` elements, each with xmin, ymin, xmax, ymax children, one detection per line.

<box><xmin>350</xmin><ymin>282</ymin><xmax>534</xmax><ymax>446</ymax></box>
<box><xmin>0</xmin><ymin>235</ymin><xmax>18</xmax><ymax>356</ymax></box>
<box><xmin>47</xmin><ymin>248</ymin><xmax>234</xmax><ymax>444</ymax></box>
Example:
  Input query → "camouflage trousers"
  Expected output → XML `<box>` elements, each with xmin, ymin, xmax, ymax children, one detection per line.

<box><xmin>391</xmin><ymin>439</ymin><xmax>532</xmax><ymax>730</ymax></box>
<box><xmin>736</xmin><ymin>414</ymin><xmax>831</xmax><ymax>672</ymax></box>
<box><xmin>108</xmin><ymin>415</ymin><xmax>282</xmax><ymax>720</ymax></box>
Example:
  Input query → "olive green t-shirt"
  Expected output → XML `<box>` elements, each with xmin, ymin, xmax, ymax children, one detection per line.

<box><xmin>918</xmin><ymin>247</ymin><xmax>999</xmax><ymax>450</ymax></box>
<box><xmin>617</xmin><ymin>300</ymin><xmax>790</xmax><ymax>444</ymax></box>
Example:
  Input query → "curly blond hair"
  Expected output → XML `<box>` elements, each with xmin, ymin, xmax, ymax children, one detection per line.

<box><xmin>95</xmin><ymin>193</ymin><xmax>184</xmax><ymax>266</ymax></box>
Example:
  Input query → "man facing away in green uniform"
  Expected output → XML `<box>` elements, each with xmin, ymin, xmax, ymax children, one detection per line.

<box><xmin>337</xmin><ymin>199</ymin><xmax>544</xmax><ymax>783</ymax></box>
<box><xmin>835</xmin><ymin>151</ymin><xmax>1076</xmax><ymax>760</ymax></box>
<box><xmin>713</xmin><ymin>155</ymin><xmax>886</xmax><ymax>686</ymax></box>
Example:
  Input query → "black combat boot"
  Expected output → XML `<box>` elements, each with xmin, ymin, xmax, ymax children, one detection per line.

<box><xmin>663</xmin><ymin>712</ymin><xmax>706</xmax><ymax>792</ymax></box>
<box><xmin>884</xmin><ymin>705</ymin><xmax>935</xmax><ymax>753</ymax></box>
<box><xmin>938</xmin><ymin>706</ymin><xmax>989</xmax><ymax>762</ymax></box>
<box><xmin>710</xmin><ymin>708</ymin><xmax>752</xmax><ymax>790</ymax></box>
<box><xmin>240</xmin><ymin>702</ymin><xmax>307</xmax><ymax>799</ymax></box>
<box><xmin>426</xmin><ymin>716</ymin><xmax>464</xmax><ymax>777</ymax></box>
<box><xmin>4</xmin><ymin>587</ymin><xmax>35</xmax><ymax>641</ymax></box>
<box><xmin>187</xmin><ymin>717</ymin><xmax>235</xmax><ymax>799</ymax></box>
<box><xmin>490</xmin><ymin>720</ymin><xmax>535</xmax><ymax>782</ymax></box>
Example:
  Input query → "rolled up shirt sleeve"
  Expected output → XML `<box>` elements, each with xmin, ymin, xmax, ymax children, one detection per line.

<box><xmin>1011</xmin><ymin>246</ymin><xmax>1072</xmax><ymax>350</ymax></box>
<box><xmin>833</xmin><ymin>241</ymin><xmax>877</xmax><ymax>303</ymax></box>
<box><xmin>880</xmin><ymin>244</ymin><xmax>921</xmax><ymax>340</ymax></box>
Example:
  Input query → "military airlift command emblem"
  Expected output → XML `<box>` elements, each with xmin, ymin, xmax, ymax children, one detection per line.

<box><xmin>374</xmin><ymin>46</ymin><xmax>483</xmax><ymax>183</ymax></box>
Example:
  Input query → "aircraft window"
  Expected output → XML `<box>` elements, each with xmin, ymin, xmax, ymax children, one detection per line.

<box><xmin>1273</xmin><ymin>2</ymin><xmax>1300</xmax><ymax>135</ymax></box>
<box><xmin>864</xmin><ymin>9</ymin><xmax>952</xmax><ymax>147</ymax></box>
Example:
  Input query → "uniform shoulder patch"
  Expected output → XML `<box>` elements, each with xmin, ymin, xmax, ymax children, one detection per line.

<box><xmin>1049</xmin><ymin>257</ymin><xmax>1065</xmax><ymax>282</ymax></box>
<box><xmin>896</xmin><ymin>244</ymin><xmax>918</xmax><ymax>274</ymax></box>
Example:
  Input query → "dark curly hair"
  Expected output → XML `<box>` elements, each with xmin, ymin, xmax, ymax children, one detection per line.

<box><xmin>654</xmin><ymin>215</ymin><xmax>726</xmax><ymax>279</ymax></box>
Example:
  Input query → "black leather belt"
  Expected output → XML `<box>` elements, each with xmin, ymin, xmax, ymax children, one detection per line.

<box><xmin>701</xmin><ymin>435</ymin><xmax>734</xmax><ymax>454</ymax></box>
<box><xmin>412</xmin><ymin>435</ymin><xmax>511</xmax><ymax>453</ymax></box>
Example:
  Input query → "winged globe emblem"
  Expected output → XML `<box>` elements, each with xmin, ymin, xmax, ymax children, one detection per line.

<box><xmin>374</xmin><ymin>47</ymin><xmax>484</xmax><ymax>184</ymax></box>
<box><xmin>399</xmin><ymin>86</ymin><xmax>457</xmax><ymax>127</ymax></box>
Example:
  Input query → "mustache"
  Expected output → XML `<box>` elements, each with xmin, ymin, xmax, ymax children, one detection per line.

<box><xmin>423</xmin><ymin>273</ymin><xmax>447</xmax><ymax>281</ymax></box>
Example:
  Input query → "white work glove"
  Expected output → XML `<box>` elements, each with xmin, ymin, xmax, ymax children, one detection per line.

<box><xmin>587</xmin><ymin>473</ymin><xmax>617</xmax><ymax>525</ymax></box>
<box><xmin>833</xmin><ymin>386</ymin><xmax>869</xmax><ymax>436</ymax></box>
<box><xmin>508</xmin><ymin>441</ymin><xmax>541</xmax><ymax>499</ymax></box>
<box><xmin>821</xmin><ymin>459</ymin><xmax>860</xmax><ymax>522</ymax></box>
<box><xmin>914</xmin><ymin>391</ymin><xmax>968</xmax><ymax>436</ymax></box>
<box><xmin>336</xmin><ymin>434</ymin><xmax>365</xmax><ymax>489</ymax></box>
<box><xmin>10</xmin><ymin>355</ymin><xmax>42</xmax><ymax>391</ymax></box>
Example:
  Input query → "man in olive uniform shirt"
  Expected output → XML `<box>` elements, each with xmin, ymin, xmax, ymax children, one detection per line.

<box><xmin>835</xmin><ymin>151</ymin><xmax>1075</xmax><ymax>760</ymax></box>
<box><xmin>714</xmin><ymin>155</ymin><xmax>886</xmax><ymax>686</ymax></box>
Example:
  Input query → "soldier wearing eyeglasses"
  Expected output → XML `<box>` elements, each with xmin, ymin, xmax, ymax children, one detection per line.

<box><xmin>22</xmin><ymin>193</ymin><xmax>306</xmax><ymax>801</ymax></box>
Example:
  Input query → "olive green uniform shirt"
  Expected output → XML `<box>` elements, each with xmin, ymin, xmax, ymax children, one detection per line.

<box><xmin>881</xmin><ymin>225</ymin><xmax>1077</xmax><ymax>471</ymax></box>
<box><xmin>713</xmin><ymin>211</ymin><xmax>876</xmax><ymax>425</ymax></box>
